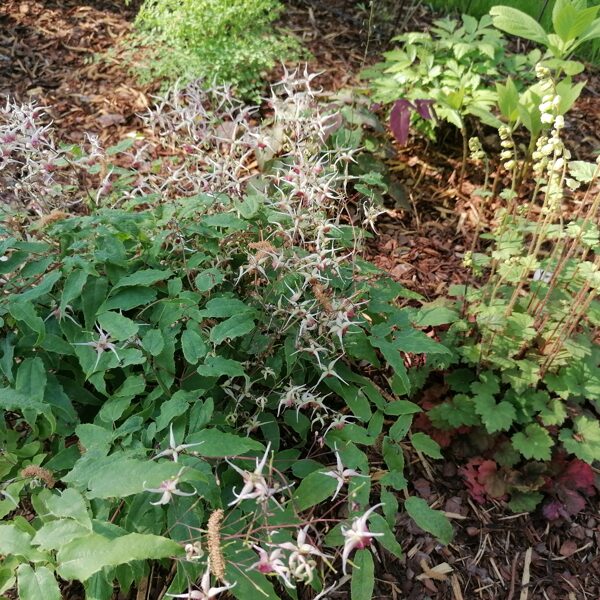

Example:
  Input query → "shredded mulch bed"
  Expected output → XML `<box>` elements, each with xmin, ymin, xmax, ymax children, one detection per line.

<box><xmin>393</xmin><ymin>447</ymin><xmax>600</xmax><ymax>599</ymax></box>
<box><xmin>0</xmin><ymin>0</ymin><xmax>150</xmax><ymax>144</ymax></box>
<box><xmin>1</xmin><ymin>1</ymin><xmax>599</xmax><ymax>599</ymax></box>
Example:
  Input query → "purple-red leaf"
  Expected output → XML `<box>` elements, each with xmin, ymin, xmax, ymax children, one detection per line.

<box><xmin>414</xmin><ymin>99</ymin><xmax>435</xmax><ymax>120</ymax></box>
<box><xmin>389</xmin><ymin>99</ymin><xmax>414</xmax><ymax>146</ymax></box>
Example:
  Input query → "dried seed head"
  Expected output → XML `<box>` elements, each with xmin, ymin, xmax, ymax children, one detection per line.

<box><xmin>20</xmin><ymin>465</ymin><xmax>55</xmax><ymax>488</ymax></box>
<box><xmin>207</xmin><ymin>509</ymin><xmax>226</xmax><ymax>580</ymax></box>
<box><xmin>311</xmin><ymin>282</ymin><xmax>333</xmax><ymax>312</ymax></box>
<box><xmin>35</xmin><ymin>211</ymin><xmax>69</xmax><ymax>229</ymax></box>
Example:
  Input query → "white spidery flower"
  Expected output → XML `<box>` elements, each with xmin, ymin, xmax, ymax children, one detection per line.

<box><xmin>72</xmin><ymin>324</ymin><xmax>123</xmax><ymax>372</ymax></box>
<box><xmin>143</xmin><ymin>468</ymin><xmax>196</xmax><ymax>506</ymax></box>
<box><xmin>320</xmin><ymin>445</ymin><xmax>366</xmax><ymax>501</ymax></box>
<box><xmin>278</xmin><ymin>526</ymin><xmax>331</xmax><ymax>583</ymax></box>
<box><xmin>152</xmin><ymin>423</ymin><xmax>204</xmax><ymax>462</ymax></box>
<box><xmin>226</xmin><ymin>443</ymin><xmax>290</xmax><ymax>507</ymax></box>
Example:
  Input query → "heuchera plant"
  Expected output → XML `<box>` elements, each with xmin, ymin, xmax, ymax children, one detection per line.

<box><xmin>423</xmin><ymin>65</ymin><xmax>599</xmax><ymax>513</ymax></box>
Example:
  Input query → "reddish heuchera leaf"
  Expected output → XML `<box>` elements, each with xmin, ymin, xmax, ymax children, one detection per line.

<box><xmin>542</xmin><ymin>459</ymin><xmax>596</xmax><ymax>521</ymax></box>
<box><xmin>389</xmin><ymin>99</ymin><xmax>413</xmax><ymax>145</ymax></box>
<box><xmin>460</xmin><ymin>458</ymin><xmax>506</xmax><ymax>504</ymax></box>
<box><xmin>557</xmin><ymin>459</ymin><xmax>596</xmax><ymax>495</ymax></box>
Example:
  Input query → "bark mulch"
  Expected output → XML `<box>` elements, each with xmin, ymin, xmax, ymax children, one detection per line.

<box><xmin>1</xmin><ymin>1</ymin><xmax>599</xmax><ymax>599</ymax></box>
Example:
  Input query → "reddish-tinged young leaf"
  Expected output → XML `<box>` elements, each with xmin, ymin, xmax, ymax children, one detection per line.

<box><xmin>414</xmin><ymin>99</ymin><xmax>435</xmax><ymax>120</ymax></box>
<box><xmin>390</xmin><ymin>99</ymin><xmax>414</xmax><ymax>145</ymax></box>
<box><xmin>543</xmin><ymin>500</ymin><xmax>567</xmax><ymax>521</ymax></box>
<box><xmin>558</xmin><ymin>488</ymin><xmax>587</xmax><ymax>516</ymax></box>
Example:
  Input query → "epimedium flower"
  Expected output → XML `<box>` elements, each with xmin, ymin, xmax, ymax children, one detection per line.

<box><xmin>72</xmin><ymin>324</ymin><xmax>123</xmax><ymax>372</ymax></box>
<box><xmin>152</xmin><ymin>423</ymin><xmax>204</xmax><ymax>463</ymax></box>
<box><xmin>144</xmin><ymin>468</ymin><xmax>196</xmax><ymax>506</ymax></box>
<box><xmin>278</xmin><ymin>526</ymin><xmax>331</xmax><ymax>583</ymax></box>
<box><xmin>167</xmin><ymin>559</ymin><xmax>235</xmax><ymax>599</ymax></box>
<box><xmin>341</xmin><ymin>503</ymin><xmax>385</xmax><ymax>574</ymax></box>
<box><xmin>320</xmin><ymin>446</ymin><xmax>365</xmax><ymax>501</ymax></box>
<box><xmin>250</xmin><ymin>545</ymin><xmax>294</xmax><ymax>588</ymax></box>
<box><xmin>226</xmin><ymin>442</ymin><xmax>289</xmax><ymax>507</ymax></box>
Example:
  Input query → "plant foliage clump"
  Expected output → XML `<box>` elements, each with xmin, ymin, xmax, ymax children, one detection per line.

<box><xmin>130</xmin><ymin>0</ymin><xmax>299</xmax><ymax>98</ymax></box>
<box><xmin>0</xmin><ymin>75</ymin><xmax>454</xmax><ymax>599</ymax></box>
<box><xmin>363</xmin><ymin>14</ymin><xmax>539</xmax><ymax>139</ymax></box>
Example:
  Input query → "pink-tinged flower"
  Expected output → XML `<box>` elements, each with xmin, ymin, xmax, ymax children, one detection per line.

<box><xmin>250</xmin><ymin>546</ymin><xmax>294</xmax><ymax>588</ymax></box>
<box><xmin>341</xmin><ymin>503</ymin><xmax>385</xmax><ymax>574</ymax></box>
<box><xmin>320</xmin><ymin>446</ymin><xmax>365</xmax><ymax>501</ymax></box>
<box><xmin>144</xmin><ymin>468</ymin><xmax>196</xmax><ymax>505</ymax></box>
<box><xmin>153</xmin><ymin>423</ymin><xmax>204</xmax><ymax>463</ymax></box>
<box><xmin>167</xmin><ymin>559</ymin><xmax>235</xmax><ymax>599</ymax></box>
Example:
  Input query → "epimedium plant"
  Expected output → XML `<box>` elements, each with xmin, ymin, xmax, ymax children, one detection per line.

<box><xmin>0</xmin><ymin>74</ymin><xmax>454</xmax><ymax>600</ymax></box>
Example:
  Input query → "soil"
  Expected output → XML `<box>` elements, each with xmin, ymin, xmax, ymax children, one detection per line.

<box><xmin>1</xmin><ymin>0</ymin><xmax>599</xmax><ymax>598</ymax></box>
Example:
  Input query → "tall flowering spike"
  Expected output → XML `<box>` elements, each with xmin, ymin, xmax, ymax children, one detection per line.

<box><xmin>341</xmin><ymin>503</ymin><xmax>385</xmax><ymax>574</ymax></box>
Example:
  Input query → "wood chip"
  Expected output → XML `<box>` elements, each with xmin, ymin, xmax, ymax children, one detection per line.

<box><xmin>519</xmin><ymin>547</ymin><xmax>533</xmax><ymax>600</ymax></box>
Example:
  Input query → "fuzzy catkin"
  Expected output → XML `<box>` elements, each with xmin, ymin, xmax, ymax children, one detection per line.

<box><xmin>207</xmin><ymin>509</ymin><xmax>226</xmax><ymax>580</ymax></box>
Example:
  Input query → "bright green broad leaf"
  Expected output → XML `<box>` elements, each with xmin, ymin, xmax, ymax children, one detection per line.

<box><xmin>404</xmin><ymin>497</ymin><xmax>453</xmax><ymax>545</ymax></box>
<box><xmin>187</xmin><ymin>429</ymin><xmax>263</xmax><ymax>457</ymax></box>
<box><xmin>411</xmin><ymin>432</ymin><xmax>442</xmax><ymax>459</ymax></box>
<box><xmin>56</xmin><ymin>533</ymin><xmax>183</xmax><ymax>581</ymax></box>
<box><xmin>79</xmin><ymin>458</ymin><xmax>183</xmax><ymax>499</ymax></box>
<box><xmin>293</xmin><ymin>470</ymin><xmax>339</xmax><ymax>511</ymax></box>
<box><xmin>369</xmin><ymin>513</ymin><xmax>403</xmax><ymax>559</ymax></box>
<box><xmin>45</xmin><ymin>489</ymin><xmax>91</xmax><ymax>528</ymax></box>
<box><xmin>351</xmin><ymin>549</ymin><xmax>374</xmax><ymax>600</ymax></box>
<box><xmin>559</xmin><ymin>416</ymin><xmax>600</xmax><ymax>463</ymax></box>
<box><xmin>113</xmin><ymin>269</ymin><xmax>172</xmax><ymax>290</ymax></box>
<box><xmin>209</xmin><ymin>313</ymin><xmax>255</xmax><ymax>345</ymax></box>
<box><xmin>512</xmin><ymin>424</ymin><xmax>553</xmax><ymax>460</ymax></box>
<box><xmin>97</xmin><ymin>312</ymin><xmax>138</xmax><ymax>341</ymax></box>
<box><xmin>490</xmin><ymin>6</ymin><xmax>549</xmax><ymax>45</ymax></box>
<box><xmin>32</xmin><ymin>520</ymin><xmax>92</xmax><ymax>551</ymax></box>
<box><xmin>0</xmin><ymin>525</ymin><xmax>48</xmax><ymax>562</ymax></box>
<box><xmin>17</xmin><ymin>565</ymin><xmax>61</xmax><ymax>600</ymax></box>
<box><xmin>475</xmin><ymin>396</ymin><xmax>516</xmax><ymax>433</ymax></box>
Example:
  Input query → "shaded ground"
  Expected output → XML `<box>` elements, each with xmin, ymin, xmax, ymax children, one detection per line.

<box><xmin>1</xmin><ymin>1</ymin><xmax>600</xmax><ymax>598</ymax></box>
